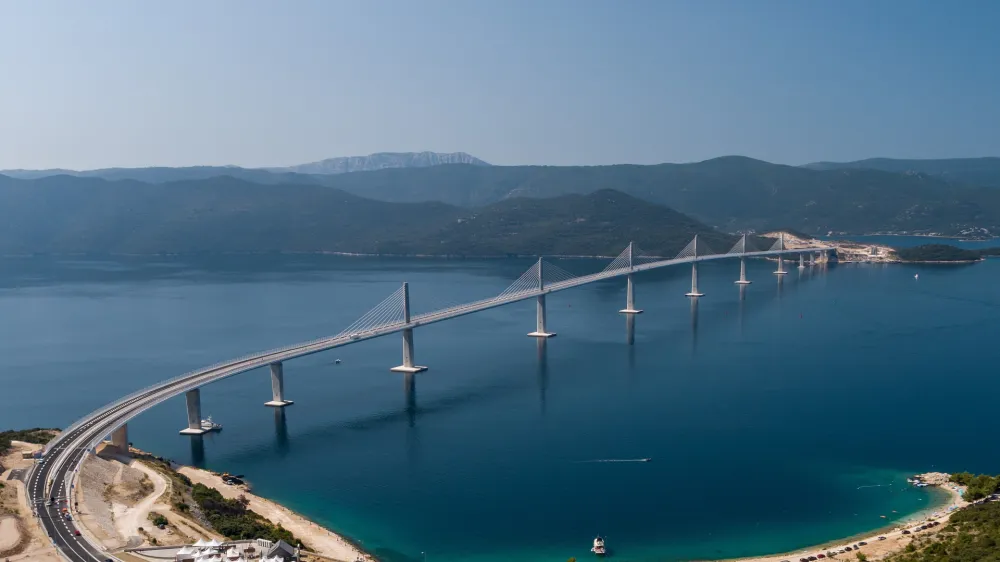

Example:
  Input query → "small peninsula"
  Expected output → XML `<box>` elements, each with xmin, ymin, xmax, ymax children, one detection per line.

<box><xmin>894</xmin><ymin>244</ymin><xmax>986</xmax><ymax>263</ymax></box>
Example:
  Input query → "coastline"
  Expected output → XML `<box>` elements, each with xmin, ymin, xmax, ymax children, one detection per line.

<box><xmin>153</xmin><ymin>461</ymin><xmax>963</xmax><ymax>562</ymax></box>
<box><xmin>857</xmin><ymin>233</ymin><xmax>996</xmax><ymax>242</ymax></box>
<box><xmin>723</xmin><ymin>475</ymin><xmax>967</xmax><ymax>562</ymax></box>
<box><xmin>174</xmin><ymin>464</ymin><xmax>374</xmax><ymax>562</ymax></box>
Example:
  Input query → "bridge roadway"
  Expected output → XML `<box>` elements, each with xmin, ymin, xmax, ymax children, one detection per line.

<box><xmin>26</xmin><ymin>246</ymin><xmax>830</xmax><ymax>562</ymax></box>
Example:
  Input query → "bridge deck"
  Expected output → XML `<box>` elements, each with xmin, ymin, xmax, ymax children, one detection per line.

<box><xmin>30</xmin><ymin>244</ymin><xmax>831</xmax><ymax>562</ymax></box>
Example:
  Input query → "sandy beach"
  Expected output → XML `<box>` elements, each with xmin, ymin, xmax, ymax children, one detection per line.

<box><xmin>176</xmin><ymin>465</ymin><xmax>370</xmax><ymax>562</ymax></box>
<box><xmin>729</xmin><ymin>473</ymin><xmax>967</xmax><ymax>562</ymax></box>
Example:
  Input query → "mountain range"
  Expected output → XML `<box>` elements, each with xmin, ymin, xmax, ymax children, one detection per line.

<box><xmin>4</xmin><ymin>153</ymin><xmax>1000</xmax><ymax>244</ymax></box>
<box><xmin>804</xmin><ymin>157</ymin><xmax>1000</xmax><ymax>188</ymax></box>
<box><xmin>0</xmin><ymin>174</ymin><xmax>739</xmax><ymax>257</ymax></box>
<box><xmin>0</xmin><ymin>152</ymin><xmax>489</xmax><ymax>183</ymax></box>
<box><xmin>263</xmin><ymin>151</ymin><xmax>488</xmax><ymax>174</ymax></box>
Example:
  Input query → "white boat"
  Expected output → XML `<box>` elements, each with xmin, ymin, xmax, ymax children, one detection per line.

<box><xmin>914</xmin><ymin>274</ymin><xmax>919</xmax><ymax>280</ymax></box>
<box><xmin>201</xmin><ymin>416</ymin><xmax>222</xmax><ymax>431</ymax></box>
<box><xmin>591</xmin><ymin>536</ymin><xmax>606</xmax><ymax>556</ymax></box>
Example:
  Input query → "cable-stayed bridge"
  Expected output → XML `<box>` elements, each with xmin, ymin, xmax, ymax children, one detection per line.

<box><xmin>27</xmin><ymin>234</ymin><xmax>831</xmax><ymax>562</ymax></box>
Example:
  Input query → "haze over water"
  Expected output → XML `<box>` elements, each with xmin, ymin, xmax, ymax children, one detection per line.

<box><xmin>2</xmin><ymin>246</ymin><xmax>997</xmax><ymax>561</ymax></box>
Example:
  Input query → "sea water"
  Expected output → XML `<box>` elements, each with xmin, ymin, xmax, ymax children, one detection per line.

<box><xmin>1</xmin><ymin>251</ymin><xmax>996</xmax><ymax>562</ymax></box>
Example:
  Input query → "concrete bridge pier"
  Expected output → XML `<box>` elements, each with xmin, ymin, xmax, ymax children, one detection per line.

<box><xmin>798</xmin><ymin>254</ymin><xmax>806</xmax><ymax>269</ymax></box>
<box><xmin>619</xmin><ymin>274</ymin><xmax>643</xmax><ymax>314</ymax></box>
<box><xmin>809</xmin><ymin>252</ymin><xmax>817</xmax><ymax>266</ymax></box>
<box><xmin>265</xmin><ymin>362</ymin><xmax>294</xmax><ymax>407</ymax></box>
<box><xmin>528</xmin><ymin>258</ymin><xmax>556</xmax><ymax>337</ymax></box>
<box><xmin>110</xmin><ymin>424</ymin><xmax>129</xmax><ymax>452</ymax></box>
<box><xmin>180</xmin><ymin>389</ymin><xmax>209</xmax><ymax>435</ymax></box>
<box><xmin>392</xmin><ymin>282</ymin><xmax>428</xmax><ymax>373</ymax></box>
<box><xmin>774</xmin><ymin>255</ymin><xmax>788</xmax><ymax>275</ymax></box>
<box><xmin>685</xmin><ymin>262</ymin><xmax>704</xmax><ymax>297</ymax></box>
<box><xmin>528</xmin><ymin>293</ymin><xmax>556</xmax><ymax>337</ymax></box>
<box><xmin>734</xmin><ymin>257</ymin><xmax>752</xmax><ymax>285</ymax></box>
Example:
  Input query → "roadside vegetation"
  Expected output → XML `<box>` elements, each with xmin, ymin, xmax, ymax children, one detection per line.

<box><xmin>129</xmin><ymin>451</ymin><xmax>303</xmax><ymax>547</ymax></box>
<box><xmin>191</xmin><ymin>483</ymin><xmax>301</xmax><ymax>546</ymax></box>
<box><xmin>1</xmin><ymin>428</ymin><xmax>57</xmax><ymax>472</ymax></box>
<box><xmin>949</xmin><ymin>472</ymin><xmax>1000</xmax><ymax>502</ymax></box>
<box><xmin>0</xmin><ymin>428</ymin><xmax>57</xmax><ymax>455</ymax></box>
<box><xmin>888</xmin><ymin>499</ymin><xmax>1000</xmax><ymax>562</ymax></box>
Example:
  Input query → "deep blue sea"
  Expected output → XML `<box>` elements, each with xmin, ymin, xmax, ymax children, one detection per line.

<box><xmin>2</xmin><ymin>242</ymin><xmax>996</xmax><ymax>562</ymax></box>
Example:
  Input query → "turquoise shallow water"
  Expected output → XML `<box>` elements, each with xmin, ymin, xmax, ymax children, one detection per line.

<box><xmin>1</xmin><ymin>250</ymin><xmax>995</xmax><ymax>562</ymax></box>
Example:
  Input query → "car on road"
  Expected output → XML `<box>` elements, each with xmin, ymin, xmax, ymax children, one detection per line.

<box><xmin>74</xmin><ymin>530</ymin><xmax>81</xmax><ymax>536</ymax></box>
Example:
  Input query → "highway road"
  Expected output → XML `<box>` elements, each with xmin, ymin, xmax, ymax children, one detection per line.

<box><xmin>26</xmin><ymin>420</ymin><xmax>116</xmax><ymax>562</ymax></box>
<box><xmin>26</xmin><ymin>245</ymin><xmax>830</xmax><ymax>561</ymax></box>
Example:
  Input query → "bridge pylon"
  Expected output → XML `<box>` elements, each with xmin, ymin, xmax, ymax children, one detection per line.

<box><xmin>265</xmin><ymin>362</ymin><xmax>294</xmax><ymax>407</ymax></box>
<box><xmin>179</xmin><ymin>388</ymin><xmax>209</xmax><ymax>435</ymax></box>
<box><xmin>620</xmin><ymin>243</ymin><xmax>643</xmax><ymax>314</ymax></box>
<box><xmin>528</xmin><ymin>258</ymin><xmax>556</xmax><ymax>338</ymax></box>
<box><xmin>798</xmin><ymin>253</ymin><xmax>805</xmax><ymax>269</ymax></box>
<box><xmin>686</xmin><ymin>263</ymin><xmax>705</xmax><ymax>297</ymax></box>
<box><xmin>391</xmin><ymin>282</ymin><xmax>428</xmax><ymax>373</ymax></box>
<box><xmin>773</xmin><ymin>232</ymin><xmax>789</xmax><ymax>275</ymax></box>
<box><xmin>684</xmin><ymin>236</ymin><xmax>705</xmax><ymax>297</ymax></box>
<box><xmin>732</xmin><ymin>234</ymin><xmax>752</xmax><ymax>285</ymax></box>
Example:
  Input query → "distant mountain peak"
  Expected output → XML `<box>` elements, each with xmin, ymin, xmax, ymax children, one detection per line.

<box><xmin>265</xmin><ymin>151</ymin><xmax>490</xmax><ymax>175</ymax></box>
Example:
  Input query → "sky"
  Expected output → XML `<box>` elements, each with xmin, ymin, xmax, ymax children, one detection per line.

<box><xmin>1</xmin><ymin>0</ymin><xmax>998</xmax><ymax>169</ymax></box>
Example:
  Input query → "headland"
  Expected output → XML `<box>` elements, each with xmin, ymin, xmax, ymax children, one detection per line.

<box><xmin>725</xmin><ymin>473</ymin><xmax>966</xmax><ymax>562</ymax></box>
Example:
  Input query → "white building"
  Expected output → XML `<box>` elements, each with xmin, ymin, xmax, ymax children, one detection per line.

<box><xmin>172</xmin><ymin>537</ymin><xmax>298</xmax><ymax>562</ymax></box>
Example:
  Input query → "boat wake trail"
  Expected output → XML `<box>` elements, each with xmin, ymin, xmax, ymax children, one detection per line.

<box><xmin>576</xmin><ymin>458</ymin><xmax>651</xmax><ymax>463</ymax></box>
<box><xmin>857</xmin><ymin>484</ymin><xmax>891</xmax><ymax>490</ymax></box>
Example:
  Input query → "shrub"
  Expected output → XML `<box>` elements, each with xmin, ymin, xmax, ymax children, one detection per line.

<box><xmin>190</xmin><ymin>483</ymin><xmax>303</xmax><ymax>546</ymax></box>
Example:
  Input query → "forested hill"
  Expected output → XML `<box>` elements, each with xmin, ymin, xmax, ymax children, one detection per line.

<box><xmin>7</xmin><ymin>156</ymin><xmax>1000</xmax><ymax>236</ymax></box>
<box><xmin>0</xmin><ymin>174</ymin><xmax>738</xmax><ymax>257</ymax></box>
<box><xmin>804</xmin><ymin>157</ymin><xmax>1000</xmax><ymax>188</ymax></box>
<box><xmin>309</xmin><ymin>156</ymin><xmax>1000</xmax><ymax>236</ymax></box>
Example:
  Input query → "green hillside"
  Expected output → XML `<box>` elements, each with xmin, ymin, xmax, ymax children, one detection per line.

<box><xmin>805</xmin><ymin>157</ymin><xmax>1000</xmax><ymax>188</ymax></box>
<box><xmin>8</xmin><ymin>156</ymin><xmax>1000</xmax><ymax>236</ymax></box>
<box><xmin>314</xmin><ymin>156</ymin><xmax>1000</xmax><ymax>236</ymax></box>
<box><xmin>0</xmin><ymin>175</ymin><xmax>737</xmax><ymax>257</ymax></box>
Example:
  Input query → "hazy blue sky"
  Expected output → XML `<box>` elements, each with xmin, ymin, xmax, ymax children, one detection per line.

<box><xmin>1</xmin><ymin>1</ymin><xmax>997</xmax><ymax>169</ymax></box>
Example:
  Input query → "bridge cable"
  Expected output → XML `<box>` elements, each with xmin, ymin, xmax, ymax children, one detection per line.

<box><xmin>768</xmin><ymin>233</ymin><xmax>786</xmax><ymax>252</ymax></box>
<box><xmin>540</xmin><ymin>260</ymin><xmax>579</xmax><ymax>286</ymax></box>
<box><xmin>726</xmin><ymin>234</ymin><xmax>758</xmax><ymax>255</ymax></box>
<box><xmin>630</xmin><ymin>243</ymin><xmax>662</xmax><ymax>264</ymax></box>
<box><xmin>600</xmin><ymin>245</ymin><xmax>633</xmax><ymax>273</ymax></box>
<box><xmin>675</xmin><ymin>236</ymin><xmax>716</xmax><ymax>259</ymax></box>
<box><xmin>337</xmin><ymin>285</ymin><xmax>407</xmax><ymax>336</ymax></box>
<box><xmin>496</xmin><ymin>261</ymin><xmax>542</xmax><ymax>300</ymax></box>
